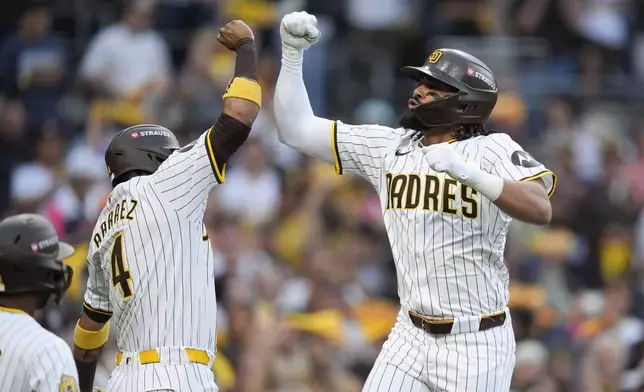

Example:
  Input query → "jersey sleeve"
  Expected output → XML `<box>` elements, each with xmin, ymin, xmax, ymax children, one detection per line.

<box><xmin>82</xmin><ymin>250</ymin><xmax>112</xmax><ymax>323</ymax></box>
<box><xmin>29</xmin><ymin>338</ymin><xmax>79</xmax><ymax>392</ymax></box>
<box><xmin>483</xmin><ymin>133</ymin><xmax>557</xmax><ymax>198</ymax></box>
<box><xmin>152</xmin><ymin>128</ymin><xmax>222</xmax><ymax>222</ymax></box>
<box><xmin>332</xmin><ymin>120</ymin><xmax>402</xmax><ymax>186</ymax></box>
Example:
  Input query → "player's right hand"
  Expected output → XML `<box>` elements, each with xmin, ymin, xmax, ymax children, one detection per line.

<box><xmin>217</xmin><ymin>20</ymin><xmax>254</xmax><ymax>51</ymax></box>
<box><xmin>280</xmin><ymin>11</ymin><xmax>320</xmax><ymax>50</ymax></box>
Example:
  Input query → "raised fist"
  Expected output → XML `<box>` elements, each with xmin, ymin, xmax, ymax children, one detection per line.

<box><xmin>421</xmin><ymin>143</ymin><xmax>471</xmax><ymax>182</ymax></box>
<box><xmin>280</xmin><ymin>11</ymin><xmax>320</xmax><ymax>50</ymax></box>
<box><xmin>217</xmin><ymin>20</ymin><xmax>254</xmax><ymax>51</ymax></box>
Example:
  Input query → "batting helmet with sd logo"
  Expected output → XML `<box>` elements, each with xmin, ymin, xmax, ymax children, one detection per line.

<box><xmin>104</xmin><ymin>124</ymin><xmax>181</xmax><ymax>186</ymax></box>
<box><xmin>401</xmin><ymin>48</ymin><xmax>498</xmax><ymax>128</ymax></box>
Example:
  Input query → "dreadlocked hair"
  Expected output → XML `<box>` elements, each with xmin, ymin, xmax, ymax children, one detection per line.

<box><xmin>452</xmin><ymin>124</ymin><xmax>496</xmax><ymax>141</ymax></box>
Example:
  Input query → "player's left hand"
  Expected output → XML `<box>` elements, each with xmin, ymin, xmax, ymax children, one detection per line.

<box><xmin>421</xmin><ymin>143</ymin><xmax>471</xmax><ymax>182</ymax></box>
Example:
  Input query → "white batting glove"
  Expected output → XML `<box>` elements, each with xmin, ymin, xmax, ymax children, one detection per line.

<box><xmin>280</xmin><ymin>11</ymin><xmax>320</xmax><ymax>52</ymax></box>
<box><xmin>421</xmin><ymin>143</ymin><xmax>504</xmax><ymax>201</ymax></box>
<box><xmin>421</xmin><ymin>144</ymin><xmax>471</xmax><ymax>182</ymax></box>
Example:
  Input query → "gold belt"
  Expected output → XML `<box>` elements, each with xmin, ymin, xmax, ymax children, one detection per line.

<box><xmin>115</xmin><ymin>348</ymin><xmax>210</xmax><ymax>366</ymax></box>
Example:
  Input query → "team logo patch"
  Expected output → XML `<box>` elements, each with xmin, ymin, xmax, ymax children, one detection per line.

<box><xmin>511</xmin><ymin>150</ymin><xmax>541</xmax><ymax>168</ymax></box>
<box><xmin>428</xmin><ymin>49</ymin><xmax>443</xmax><ymax>64</ymax></box>
<box><xmin>59</xmin><ymin>375</ymin><xmax>78</xmax><ymax>392</ymax></box>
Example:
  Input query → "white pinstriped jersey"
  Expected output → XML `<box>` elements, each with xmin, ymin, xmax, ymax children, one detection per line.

<box><xmin>83</xmin><ymin>129</ymin><xmax>224</xmax><ymax>353</ymax></box>
<box><xmin>331</xmin><ymin>121</ymin><xmax>556</xmax><ymax>318</ymax></box>
<box><xmin>0</xmin><ymin>307</ymin><xmax>79</xmax><ymax>392</ymax></box>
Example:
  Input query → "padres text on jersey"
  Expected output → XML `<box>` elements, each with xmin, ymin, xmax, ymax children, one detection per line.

<box><xmin>331</xmin><ymin>121</ymin><xmax>556</xmax><ymax>318</ymax></box>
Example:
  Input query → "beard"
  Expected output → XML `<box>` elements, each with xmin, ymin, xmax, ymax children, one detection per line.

<box><xmin>399</xmin><ymin>110</ymin><xmax>427</xmax><ymax>132</ymax></box>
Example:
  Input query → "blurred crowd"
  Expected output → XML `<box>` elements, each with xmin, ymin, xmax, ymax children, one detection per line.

<box><xmin>1</xmin><ymin>0</ymin><xmax>644</xmax><ymax>391</ymax></box>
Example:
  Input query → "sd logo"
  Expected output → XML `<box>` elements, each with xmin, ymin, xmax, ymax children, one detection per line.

<box><xmin>428</xmin><ymin>49</ymin><xmax>443</xmax><ymax>64</ymax></box>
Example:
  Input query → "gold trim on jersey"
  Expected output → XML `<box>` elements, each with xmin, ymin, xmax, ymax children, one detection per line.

<box><xmin>0</xmin><ymin>305</ymin><xmax>27</xmax><ymax>314</ymax></box>
<box><xmin>330</xmin><ymin>121</ymin><xmax>343</xmax><ymax>175</ymax></box>
<box><xmin>83</xmin><ymin>302</ymin><xmax>112</xmax><ymax>315</ymax></box>
<box><xmin>82</xmin><ymin>301</ymin><xmax>113</xmax><ymax>324</ymax></box>
<box><xmin>520</xmin><ymin>170</ymin><xmax>557</xmax><ymax>198</ymax></box>
<box><xmin>205</xmin><ymin>126</ymin><xmax>227</xmax><ymax>184</ymax></box>
<box><xmin>447</xmin><ymin>139</ymin><xmax>458</xmax><ymax>144</ymax></box>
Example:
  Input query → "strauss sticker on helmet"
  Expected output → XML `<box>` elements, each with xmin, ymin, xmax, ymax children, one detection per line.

<box><xmin>136</xmin><ymin>130</ymin><xmax>174</xmax><ymax>138</ymax></box>
<box><xmin>31</xmin><ymin>236</ymin><xmax>58</xmax><ymax>253</ymax></box>
<box><xmin>130</xmin><ymin>132</ymin><xmax>140</xmax><ymax>139</ymax></box>
<box><xmin>472</xmin><ymin>71</ymin><xmax>496</xmax><ymax>89</ymax></box>
<box><xmin>467</xmin><ymin>67</ymin><xmax>475</xmax><ymax>76</ymax></box>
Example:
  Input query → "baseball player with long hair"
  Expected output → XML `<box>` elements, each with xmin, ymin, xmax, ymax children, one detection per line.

<box><xmin>71</xmin><ymin>20</ymin><xmax>261</xmax><ymax>392</ymax></box>
<box><xmin>274</xmin><ymin>11</ymin><xmax>556</xmax><ymax>392</ymax></box>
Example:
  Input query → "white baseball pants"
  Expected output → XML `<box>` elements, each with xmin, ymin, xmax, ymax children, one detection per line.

<box><xmin>106</xmin><ymin>347</ymin><xmax>218</xmax><ymax>392</ymax></box>
<box><xmin>363</xmin><ymin>308</ymin><xmax>515</xmax><ymax>392</ymax></box>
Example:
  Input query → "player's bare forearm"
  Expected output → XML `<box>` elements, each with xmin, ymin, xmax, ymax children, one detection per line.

<box><xmin>493</xmin><ymin>179</ymin><xmax>552</xmax><ymax>225</ymax></box>
<box><xmin>73</xmin><ymin>314</ymin><xmax>108</xmax><ymax>392</ymax></box>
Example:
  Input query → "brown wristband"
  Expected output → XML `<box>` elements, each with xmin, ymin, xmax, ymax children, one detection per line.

<box><xmin>233</xmin><ymin>38</ymin><xmax>258</xmax><ymax>81</ymax></box>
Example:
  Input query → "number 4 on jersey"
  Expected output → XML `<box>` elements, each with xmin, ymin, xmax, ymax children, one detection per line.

<box><xmin>110</xmin><ymin>232</ymin><xmax>133</xmax><ymax>300</ymax></box>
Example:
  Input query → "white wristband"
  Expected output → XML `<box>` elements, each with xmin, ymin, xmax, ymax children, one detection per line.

<box><xmin>463</xmin><ymin>167</ymin><xmax>504</xmax><ymax>201</ymax></box>
<box><xmin>281</xmin><ymin>43</ymin><xmax>303</xmax><ymax>75</ymax></box>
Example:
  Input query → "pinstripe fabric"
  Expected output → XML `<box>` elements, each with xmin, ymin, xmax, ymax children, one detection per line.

<box><xmin>106</xmin><ymin>349</ymin><xmax>218</xmax><ymax>391</ymax></box>
<box><xmin>424</xmin><ymin>317</ymin><xmax>515</xmax><ymax>391</ymax></box>
<box><xmin>332</xmin><ymin>126</ymin><xmax>545</xmax><ymax>391</ymax></box>
<box><xmin>84</xmin><ymin>129</ymin><xmax>221</xmax><ymax>389</ymax></box>
<box><xmin>0</xmin><ymin>308</ymin><xmax>79</xmax><ymax>391</ymax></box>
<box><xmin>363</xmin><ymin>310</ymin><xmax>430</xmax><ymax>392</ymax></box>
<box><xmin>364</xmin><ymin>310</ymin><xmax>516</xmax><ymax>392</ymax></box>
<box><xmin>107</xmin><ymin>364</ymin><xmax>217</xmax><ymax>391</ymax></box>
<box><xmin>334</xmin><ymin>126</ymin><xmax>555</xmax><ymax>318</ymax></box>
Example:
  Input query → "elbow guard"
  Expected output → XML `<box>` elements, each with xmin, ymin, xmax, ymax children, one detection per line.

<box><xmin>208</xmin><ymin>113</ymin><xmax>252</xmax><ymax>165</ymax></box>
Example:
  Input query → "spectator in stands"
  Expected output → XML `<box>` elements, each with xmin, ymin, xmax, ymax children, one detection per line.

<box><xmin>79</xmin><ymin>0</ymin><xmax>170</xmax><ymax>127</ymax></box>
<box><xmin>0</xmin><ymin>0</ymin><xmax>67</xmax><ymax>135</ymax></box>
<box><xmin>155</xmin><ymin>0</ymin><xmax>217</xmax><ymax>67</ymax></box>
<box><xmin>511</xmin><ymin>339</ymin><xmax>558</xmax><ymax>391</ymax></box>
<box><xmin>51</xmin><ymin>144</ymin><xmax>109</xmax><ymax>240</ymax></box>
<box><xmin>178</xmin><ymin>26</ymin><xmax>230</xmax><ymax>139</ymax></box>
<box><xmin>9</xmin><ymin>126</ymin><xmax>65</xmax><ymax>227</ymax></box>
<box><xmin>216</xmin><ymin>138</ymin><xmax>281</xmax><ymax>227</ymax></box>
<box><xmin>0</xmin><ymin>100</ymin><xmax>29</xmax><ymax>216</ymax></box>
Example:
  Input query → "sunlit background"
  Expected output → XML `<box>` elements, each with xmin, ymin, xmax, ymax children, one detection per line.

<box><xmin>1</xmin><ymin>0</ymin><xmax>643</xmax><ymax>391</ymax></box>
